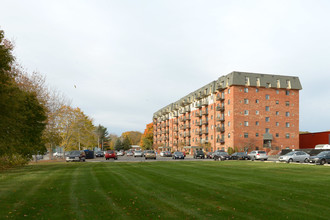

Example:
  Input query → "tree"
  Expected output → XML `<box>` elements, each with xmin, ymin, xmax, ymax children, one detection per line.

<box><xmin>114</xmin><ymin>139</ymin><xmax>123</xmax><ymax>151</ymax></box>
<box><xmin>140</xmin><ymin>123</ymin><xmax>153</xmax><ymax>150</ymax></box>
<box><xmin>0</xmin><ymin>29</ymin><xmax>47</xmax><ymax>159</ymax></box>
<box><xmin>122</xmin><ymin>131</ymin><xmax>142</xmax><ymax>145</ymax></box>
<box><xmin>95</xmin><ymin>124</ymin><xmax>109</xmax><ymax>150</ymax></box>
<box><xmin>57</xmin><ymin>106</ymin><xmax>96</xmax><ymax>151</ymax></box>
<box><xmin>122</xmin><ymin>135</ymin><xmax>132</xmax><ymax>151</ymax></box>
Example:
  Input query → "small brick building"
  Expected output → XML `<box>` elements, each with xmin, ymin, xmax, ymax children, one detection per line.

<box><xmin>299</xmin><ymin>131</ymin><xmax>330</xmax><ymax>149</ymax></box>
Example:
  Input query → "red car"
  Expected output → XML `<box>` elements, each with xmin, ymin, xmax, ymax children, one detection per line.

<box><xmin>105</xmin><ymin>150</ymin><xmax>118</xmax><ymax>160</ymax></box>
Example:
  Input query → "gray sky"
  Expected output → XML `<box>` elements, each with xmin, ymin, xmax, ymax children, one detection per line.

<box><xmin>1</xmin><ymin>0</ymin><xmax>330</xmax><ymax>135</ymax></box>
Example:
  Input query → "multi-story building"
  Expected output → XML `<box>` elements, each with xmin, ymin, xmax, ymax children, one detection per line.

<box><xmin>153</xmin><ymin>71</ymin><xmax>302</xmax><ymax>153</ymax></box>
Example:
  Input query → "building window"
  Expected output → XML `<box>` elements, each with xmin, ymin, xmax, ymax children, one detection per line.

<box><xmin>245</xmin><ymin>77</ymin><xmax>250</xmax><ymax>86</ymax></box>
<box><xmin>286</xmin><ymin>101</ymin><xmax>290</xmax><ymax>106</ymax></box>
<box><xmin>228</xmin><ymin>121</ymin><xmax>231</xmax><ymax>127</ymax></box>
<box><xmin>244</xmin><ymin>99</ymin><xmax>249</xmax><ymax>104</ymax></box>
<box><xmin>265</xmin><ymin>117</ymin><xmax>270</xmax><ymax>122</ymax></box>
<box><xmin>276</xmin><ymin>133</ymin><xmax>279</xmax><ymax>137</ymax></box>
<box><xmin>211</xmin><ymin>135</ymin><xmax>213</xmax><ymax>140</ymax></box>
<box><xmin>286</xmin><ymin>112</ymin><xmax>290</xmax><ymax>117</ymax></box>
<box><xmin>267</xmin><ymin>83</ymin><xmax>271</xmax><ymax>88</ymax></box>
<box><xmin>244</xmin><ymin>88</ymin><xmax>248</xmax><ymax>93</ymax></box>
<box><xmin>228</xmin><ymin>133</ymin><xmax>231</xmax><ymax>138</ymax></box>
<box><xmin>276</xmin><ymin>111</ymin><xmax>279</xmax><ymax>116</ymax></box>
<box><xmin>256</xmin><ymin>110</ymin><xmax>259</xmax><ymax>115</ymax></box>
<box><xmin>266</xmin><ymin>95</ymin><xmax>270</xmax><ymax>100</ymax></box>
<box><xmin>244</xmin><ymin>133</ymin><xmax>248</xmax><ymax>138</ymax></box>
<box><xmin>265</xmin><ymin>106</ymin><xmax>270</xmax><ymax>111</ymax></box>
<box><xmin>286</xmin><ymin>122</ymin><xmax>290</xmax><ymax>128</ymax></box>
<box><xmin>256</xmin><ymin>88</ymin><xmax>259</xmax><ymax>92</ymax></box>
<box><xmin>276</xmin><ymin>100</ymin><xmax>279</xmax><ymax>104</ymax></box>
<box><xmin>211</xmin><ymin>105</ymin><xmax>213</xmax><ymax>110</ymax></box>
<box><xmin>228</xmin><ymin>89</ymin><xmax>230</xmax><ymax>94</ymax></box>
<box><xmin>228</xmin><ymin>110</ymin><xmax>230</xmax><ymax>116</ymax></box>
<box><xmin>244</xmin><ymin>110</ymin><xmax>249</xmax><ymax>115</ymax></box>
<box><xmin>256</xmin><ymin>99</ymin><xmax>259</xmax><ymax>104</ymax></box>
<box><xmin>286</xmin><ymin>90</ymin><xmax>290</xmax><ymax>95</ymax></box>
<box><xmin>256</xmin><ymin>121</ymin><xmax>259</xmax><ymax>126</ymax></box>
<box><xmin>244</xmin><ymin>121</ymin><xmax>249</xmax><ymax>126</ymax></box>
<box><xmin>256</xmin><ymin>133</ymin><xmax>259</xmax><ymax>137</ymax></box>
<box><xmin>276</xmin><ymin>122</ymin><xmax>279</xmax><ymax>126</ymax></box>
<box><xmin>286</xmin><ymin>133</ymin><xmax>290</xmax><ymax>139</ymax></box>
<box><xmin>228</xmin><ymin>99</ymin><xmax>230</xmax><ymax>105</ymax></box>
<box><xmin>211</xmin><ymin>115</ymin><xmax>213</xmax><ymax>119</ymax></box>
<box><xmin>266</xmin><ymin>128</ymin><xmax>270</xmax><ymax>133</ymax></box>
<box><xmin>256</xmin><ymin>78</ymin><xmax>260</xmax><ymax>87</ymax></box>
<box><xmin>286</xmin><ymin>80</ymin><xmax>291</xmax><ymax>89</ymax></box>
<box><xmin>276</xmin><ymin>89</ymin><xmax>279</xmax><ymax>94</ymax></box>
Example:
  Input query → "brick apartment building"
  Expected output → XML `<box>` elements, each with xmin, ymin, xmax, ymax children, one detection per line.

<box><xmin>153</xmin><ymin>71</ymin><xmax>302</xmax><ymax>153</ymax></box>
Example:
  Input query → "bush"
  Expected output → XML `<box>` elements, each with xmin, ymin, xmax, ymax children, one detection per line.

<box><xmin>0</xmin><ymin>154</ymin><xmax>29</xmax><ymax>170</ymax></box>
<box><xmin>227</xmin><ymin>147</ymin><xmax>235</xmax><ymax>155</ymax></box>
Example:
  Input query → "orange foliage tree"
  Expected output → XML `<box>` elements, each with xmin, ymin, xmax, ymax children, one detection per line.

<box><xmin>140</xmin><ymin>123</ymin><xmax>153</xmax><ymax>150</ymax></box>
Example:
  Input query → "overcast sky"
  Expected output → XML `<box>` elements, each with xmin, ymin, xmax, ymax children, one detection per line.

<box><xmin>1</xmin><ymin>0</ymin><xmax>330</xmax><ymax>135</ymax></box>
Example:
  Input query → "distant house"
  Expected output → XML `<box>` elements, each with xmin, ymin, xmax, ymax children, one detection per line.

<box><xmin>300</xmin><ymin>131</ymin><xmax>330</xmax><ymax>149</ymax></box>
<box><xmin>131</xmin><ymin>145</ymin><xmax>141</xmax><ymax>151</ymax></box>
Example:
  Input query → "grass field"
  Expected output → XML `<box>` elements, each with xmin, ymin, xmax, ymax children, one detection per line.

<box><xmin>1</xmin><ymin>161</ymin><xmax>330</xmax><ymax>219</ymax></box>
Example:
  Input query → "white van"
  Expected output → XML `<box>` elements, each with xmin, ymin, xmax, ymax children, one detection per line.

<box><xmin>315</xmin><ymin>144</ymin><xmax>330</xmax><ymax>149</ymax></box>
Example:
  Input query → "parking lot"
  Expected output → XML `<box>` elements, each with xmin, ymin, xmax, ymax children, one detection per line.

<box><xmin>87</xmin><ymin>155</ymin><xmax>280</xmax><ymax>162</ymax></box>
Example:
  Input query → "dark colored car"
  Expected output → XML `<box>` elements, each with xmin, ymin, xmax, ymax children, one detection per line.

<box><xmin>206</xmin><ymin>152</ymin><xmax>214</xmax><ymax>159</ymax></box>
<box><xmin>309</xmin><ymin>151</ymin><xmax>330</xmax><ymax>165</ymax></box>
<box><xmin>213</xmin><ymin>152</ymin><xmax>230</xmax><ymax>161</ymax></box>
<box><xmin>95</xmin><ymin>151</ymin><xmax>104</xmax><ymax>157</ymax></box>
<box><xmin>231</xmin><ymin>152</ymin><xmax>249</xmax><ymax>160</ymax></box>
<box><xmin>66</xmin><ymin>150</ymin><xmax>86</xmax><ymax>162</ymax></box>
<box><xmin>164</xmin><ymin>151</ymin><xmax>172</xmax><ymax>157</ymax></box>
<box><xmin>105</xmin><ymin>150</ymin><xmax>118</xmax><ymax>160</ymax></box>
<box><xmin>172</xmin><ymin>151</ymin><xmax>185</xmax><ymax>160</ymax></box>
<box><xmin>84</xmin><ymin>150</ymin><xmax>94</xmax><ymax>159</ymax></box>
<box><xmin>194</xmin><ymin>150</ymin><xmax>205</xmax><ymax>159</ymax></box>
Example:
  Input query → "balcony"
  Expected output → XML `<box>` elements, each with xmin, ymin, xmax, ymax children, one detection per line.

<box><xmin>216</xmin><ymin>106</ymin><xmax>225</xmax><ymax>111</ymax></box>
<box><xmin>198</xmin><ymin>130</ymin><xmax>203</xmax><ymax>136</ymax></box>
<box><xmin>196</xmin><ymin>112</ymin><xmax>202</xmax><ymax>117</ymax></box>
<box><xmin>173</xmin><ymin>127</ymin><xmax>178</xmax><ymax>132</ymax></box>
<box><xmin>216</xmin><ymin>96</ymin><xmax>225</xmax><ymax>101</ymax></box>
<box><xmin>216</xmin><ymin>117</ymin><xmax>225</xmax><ymax>122</ymax></box>
<box><xmin>197</xmin><ymin>122</ymin><xmax>203</xmax><ymax>127</ymax></box>
<box><xmin>216</xmin><ymin>127</ymin><xmax>225</xmax><ymax>133</ymax></box>
<box><xmin>202</xmin><ymin>110</ymin><xmax>208</xmax><ymax>115</ymax></box>
<box><xmin>201</xmin><ymin>100</ymin><xmax>208</xmax><ymax>106</ymax></box>
<box><xmin>196</xmin><ymin>102</ymin><xmax>202</xmax><ymax>108</ymax></box>
<box><xmin>184</xmin><ymin>133</ymin><xmax>191</xmax><ymax>138</ymax></box>
<box><xmin>184</xmin><ymin>124</ymin><xmax>191</xmax><ymax>130</ymax></box>
<box><xmin>216</xmin><ymin>84</ymin><xmax>225</xmax><ymax>91</ymax></box>
<box><xmin>202</xmin><ymin>120</ymin><xmax>208</xmax><ymax>125</ymax></box>
<box><xmin>216</xmin><ymin>138</ymin><xmax>225</xmax><ymax>144</ymax></box>
<box><xmin>202</xmin><ymin>130</ymin><xmax>209</xmax><ymax>135</ymax></box>
<box><xmin>173</xmin><ymin>120</ymin><xmax>178</xmax><ymax>124</ymax></box>
<box><xmin>173</xmin><ymin>142</ymin><xmax>178</xmax><ymax>146</ymax></box>
<box><xmin>185</xmin><ymin>107</ymin><xmax>191</xmax><ymax>113</ymax></box>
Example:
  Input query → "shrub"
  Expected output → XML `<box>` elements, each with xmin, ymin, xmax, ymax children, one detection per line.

<box><xmin>0</xmin><ymin>154</ymin><xmax>29</xmax><ymax>170</ymax></box>
<box><xmin>227</xmin><ymin>147</ymin><xmax>235</xmax><ymax>155</ymax></box>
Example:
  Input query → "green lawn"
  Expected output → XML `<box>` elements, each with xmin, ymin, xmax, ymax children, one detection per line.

<box><xmin>1</xmin><ymin>161</ymin><xmax>330</xmax><ymax>219</ymax></box>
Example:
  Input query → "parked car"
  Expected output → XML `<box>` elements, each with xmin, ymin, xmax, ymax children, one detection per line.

<box><xmin>213</xmin><ymin>152</ymin><xmax>230</xmax><ymax>161</ymax></box>
<box><xmin>172</xmin><ymin>151</ymin><xmax>185</xmax><ymax>160</ymax></box>
<box><xmin>231</xmin><ymin>152</ymin><xmax>249</xmax><ymax>160</ymax></box>
<box><xmin>126</xmin><ymin>151</ymin><xmax>134</xmax><ymax>156</ymax></box>
<box><xmin>145</xmin><ymin>150</ymin><xmax>156</xmax><ymax>160</ymax></box>
<box><xmin>117</xmin><ymin>151</ymin><xmax>125</xmax><ymax>156</ymax></box>
<box><xmin>309</xmin><ymin>151</ymin><xmax>330</xmax><ymax>165</ymax></box>
<box><xmin>160</xmin><ymin>151</ymin><xmax>165</xmax><ymax>157</ymax></box>
<box><xmin>194</xmin><ymin>150</ymin><xmax>205</xmax><ymax>159</ymax></box>
<box><xmin>278</xmin><ymin>151</ymin><xmax>310</xmax><ymax>163</ymax></box>
<box><xmin>206</xmin><ymin>152</ymin><xmax>214</xmax><ymax>159</ymax></box>
<box><xmin>164</xmin><ymin>151</ymin><xmax>172</xmax><ymax>157</ymax></box>
<box><xmin>95</xmin><ymin>151</ymin><xmax>104</xmax><ymax>157</ymax></box>
<box><xmin>248</xmin><ymin>150</ymin><xmax>268</xmax><ymax>161</ymax></box>
<box><xmin>53</xmin><ymin>152</ymin><xmax>64</xmax><ymax>158</ymax></box>
<box><xmin>134</xmin><ymin>150</ymin><xmax>143</xmax><ymax>157</ymax></box>
<box><xmin>105</xmin><ymin>150</ymin><xmax>118</xmax><ymax>160</ymax></box>
<box><xmin>66</xmin><ymin>150</ymin><xmax>86</xmax><ymax>162</ymax></box>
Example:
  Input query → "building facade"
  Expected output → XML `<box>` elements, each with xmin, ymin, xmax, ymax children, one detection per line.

<box><xmin>153</xmin><ymin>71</ymin><xmax>302</xmax><ymax>153</ymax></box>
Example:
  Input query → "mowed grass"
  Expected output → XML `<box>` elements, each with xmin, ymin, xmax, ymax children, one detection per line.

<box><xmin>1</xmin><ymin>161</ymin><xmax>330</xmax><ymax>219</ymax></box>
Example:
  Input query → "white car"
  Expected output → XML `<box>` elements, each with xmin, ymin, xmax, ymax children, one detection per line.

<box><xmin>134</xmin><ymin>150</ymin><xmax>143</xmax><ymax>157</ymax></box>
<box><xmin>279</xmin><ymin>151</ymin><xmax>310</xmax><ymax>163</ymax></box>
<box><xmin>53</xmin><ymin>152</ymin><xmax>63</xmax><ymax>158</ymax></box>
<box><xmin>248</xmin><ymin>150</ymin><xmax>268</xmax><ymax>161</ymax></box>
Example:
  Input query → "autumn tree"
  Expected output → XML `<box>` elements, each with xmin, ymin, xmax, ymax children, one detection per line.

<box><xmin>122</xmin><ymin>131</ymin><xmax>142</xmax><ymax>145</ymax></box>
<box><xmin>140</xmin><ymin>123</ymin><xmax>153</xmax><ymax>150</ymax></box>
<box><xmin>57</xmin><ymin>106</ymin><xmax>96</xmax><ymax>151</ymax></box>
<box><xmin>122</xmin><ymin>135</ymin><xmax>132</xmax><ymax>151</ymax></box>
